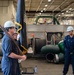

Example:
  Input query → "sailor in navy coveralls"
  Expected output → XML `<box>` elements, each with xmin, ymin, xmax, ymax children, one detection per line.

<box><xmin>63</xmin><ymin>26</ymin><xmax>74</xmax><ymax>75</ymax></box>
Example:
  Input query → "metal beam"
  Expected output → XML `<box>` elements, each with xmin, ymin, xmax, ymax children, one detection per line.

<box><xmin>56</xmin><ymin>2</ymin><xmax>74</xmax><ymax>16</ymax></box>
<box><xmin>53</xmin><ymin>0</ymin><xmax>68</xmax><ymax>11</ymax></box>
<box><xmin>46</xmin><ymin>0</ymin><xmax>54</xmax><ymax>11</ymax></box>
<box><xmin>36</xmin><ymin>0</ymin><xmax>44</xmax><ymax>12</ymax></box>
<box><xmin>28</xmin><ymin>0</ymin><xmax>32</xmax><ymax>11</ymax></box>
<box><xmin>26</xmin><ymin>11</ymin><xmax>60</xmax><ymax>13</ymax></box>
<box><xmin>61</xmin><ymin>2</ymin><xmax>74</xmax><ymax>11</ymax></box>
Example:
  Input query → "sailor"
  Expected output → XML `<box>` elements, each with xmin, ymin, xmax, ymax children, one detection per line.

<box><xmin>1</xmin><ymin>21</ymin><xmax>26</xmax><ymax>75</ymax></box>
<box><xmin>63</xmin><ymin>26</ymin><xmax>74</xmax><ymax>75</ymax></box>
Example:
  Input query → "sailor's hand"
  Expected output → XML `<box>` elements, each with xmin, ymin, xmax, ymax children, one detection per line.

<box><xmin>21</xmin><ymin>55</ymin><xmax>27</xmax><ymax>61</ymax></box>
<box><xmin>18</xmin><ymin>55</ymin><xmax>27</xmax><ymax>63</ymax></box>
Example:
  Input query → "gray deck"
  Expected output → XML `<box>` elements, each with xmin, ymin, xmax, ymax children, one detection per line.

<box><xmin>0</xmin><ymin>58</ymin><xmax>73</xmax><ymax>75</ymax></box>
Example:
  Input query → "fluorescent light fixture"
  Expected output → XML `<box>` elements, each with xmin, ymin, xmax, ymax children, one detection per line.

<box><xmin>70</xmin><ymin>14</ymin><xmax>73</xmax><ymax>16</ymax></box>
<box><xmin>58</xmin><ymin>15</ymin><xmax>61</xmax><ymax>16</ymax></box>
<box><xmin>66</xmin><ymin>10</ymin><xmax>68</xmax><ymax>13</ymax></box>
<box><xmin>45</xmin><ymin>5</ymin><xmax>48</xmax><ymax>7</ymax></box>
<box><xmin>39</xmin><ymin>13</ymin><xmax>41</xmax><ymax>15</ymax></box>
<box><xmin>43</xmin><ymin>8</ymin><xmax>46</xmax><ymax>11</ymax></box>
<box><xmin>48</xmin><ymin>0</ymin><xmax>51</xmax><ymax>2</ymax></box>
<box><xmin>41</xmin><ymin>10</ymin><xmax>43</xmax><ymax>12</ymax></box>
<box><xmin>62</xmin><ymin>13</ymin><xmax>64</xmax><ymax>15</ymax></box>
<box><xmin>69</xmin><ymin>8</ymin><xmax>72</xmax><ymax>10</ymax></box>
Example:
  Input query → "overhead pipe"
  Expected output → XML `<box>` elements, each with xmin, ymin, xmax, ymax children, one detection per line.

<box><xmin>36</xmin><ymin>0</ymin><xmax>44</xmax><ymax>12</ymax></box>
<box><xmin>46</xmin><ymin>0</ymin><xmax>54</xmax><ymax>11</ymax></box>
<box><xmin>35</xmin><ymin>16</ymin><xmax>60</xmax><ymax>25</ymax></box>
<box><xmin>56</xmin><ymin>2</ymin><xmax>74</xmax><ymax>16</ymax></box>
<box><xmin>53</xmin><ymin>0</ymin><xmax>67</xmax><ymax>11</ymax></box>
<box><xmin>28</xmin><ymin>0</ymin><xmax>32</xmax><ymax>11</ymax></box>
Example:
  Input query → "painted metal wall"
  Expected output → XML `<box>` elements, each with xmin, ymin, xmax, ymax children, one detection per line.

<box><xmin>27</xmin><ymin>24</ymin><xmax>74</xmax><ymax>39</ymax></box>
<box><xmin>0</xmin><ymin>1</ymin><xmax>16</xmax><ymax>25</ymax></box>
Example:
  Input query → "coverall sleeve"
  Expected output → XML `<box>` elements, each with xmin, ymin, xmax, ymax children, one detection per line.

<box><xmin>64</xmin><ymin>36</ymin><xmax>67</xmax><ymax>49</ymax></box>
<box><xmin>4</xmin><ymin>39</ymin><xmax>12</xmax><ymax>57</ymax></box>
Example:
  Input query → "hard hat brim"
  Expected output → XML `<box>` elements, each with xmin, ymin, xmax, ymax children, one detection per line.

<box><xmin>67</xmin><ymin>30</ymin><xmax>74</xmax><ymax>32</ymax></box>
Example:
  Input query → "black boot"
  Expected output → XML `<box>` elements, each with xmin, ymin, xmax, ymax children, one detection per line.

<box><xmin>63</xmin><ymin>74</ymin><xmax>66</xmax><ymax>75</ymax></box>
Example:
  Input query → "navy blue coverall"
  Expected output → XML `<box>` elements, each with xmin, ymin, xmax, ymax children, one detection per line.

<box><xmin>1</xmin><ymin>34</ymin><xmax>21</xmax><ymax>75</ymax></box>
<box><xmin>63</xmin><ymin>35</ymin><xmax>74</xmax><ymax>74</ymax></box>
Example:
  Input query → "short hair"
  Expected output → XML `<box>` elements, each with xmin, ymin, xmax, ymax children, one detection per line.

<box><xmin>5</xmin><ymin>27</ymin><xmax>14</xmax><ymax>31</ymax></box>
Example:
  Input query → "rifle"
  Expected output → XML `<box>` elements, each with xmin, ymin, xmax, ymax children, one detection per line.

<box><xmin>0</xmin><ymin>25</ymin><xmax>23</xmax><ymax>55</ymax></box>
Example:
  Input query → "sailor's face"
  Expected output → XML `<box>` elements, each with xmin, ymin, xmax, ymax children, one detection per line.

<box><xmin>13</xmin><ymin>33</ymin><xmax>17</xmax><ymax>39</ymax></box>
<box><xmin>9</xmin><ymin>27</ymin><xmax>16</xmax><ymax>34</ymax></box>
<box><xmin>68</xmin><ymin>30</ymin><xmax>73</xmax><ymax>35</ymax></box>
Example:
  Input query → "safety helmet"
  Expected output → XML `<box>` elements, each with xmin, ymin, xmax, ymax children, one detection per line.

<box><xmin>67</xmin><ymin>26</ymin><xmax>74</xmax><ymax>32</ymax></box>
<box><xmin>4</xmin><ymin>21</ymin><xmax>15</xmax><ymax>28</ymax></box>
